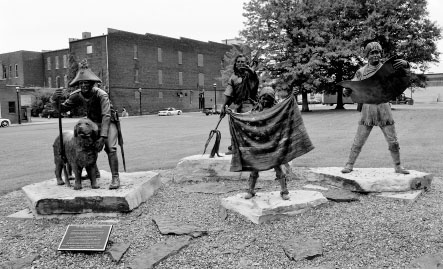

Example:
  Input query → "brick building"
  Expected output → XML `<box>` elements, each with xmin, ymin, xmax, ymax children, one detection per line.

<box><xmin>0</xmin><ymin>28</ymin><xmax>233</xmax><ymax>118</ymax></box>
<box><xmin>0</xmin><ymin>51</ymin><xmax>47</xmax><ymax>123</ymax></box>
<box><xmin>66</xmin><ymin>28</ymin><xmax>231</xmax><ymax>114</ymax></box>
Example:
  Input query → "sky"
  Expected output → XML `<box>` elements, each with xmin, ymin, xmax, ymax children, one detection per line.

<box><xmin>1</xmin><ymin>0</ymin><xmax>442</xmax><ymax>72</ymax></box>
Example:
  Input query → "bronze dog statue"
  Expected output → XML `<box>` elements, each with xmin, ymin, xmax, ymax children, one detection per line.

<box><xmin>53</xmin><ymin>118</ymin><xmax>100</xmax><ymax>190</ymax></box>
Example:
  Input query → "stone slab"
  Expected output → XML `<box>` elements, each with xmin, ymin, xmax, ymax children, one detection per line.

<box><xmin>7</xmin><ymin>208</ymin><xmax>121</xmax><ymax>219</ymax></box>
<box><xmin>173</xmin><ymin>154</ymin><xmax>292</xmax><ymax>183</ymax></box>
<box><xmin>302</xmin><ymin>184</ymin><xmax>329</xmax><ymax>191</ymax></box>
<box><xmin>375</xmin><ymin>190</ymin><xmax>423</xmax><ymax>202</ymax></box>
<box><xmin>220</xmin><ymin>190</ymin><xmax>328</xmax><ymax>224</ymax></box>
<box><xmin>22</xmin><ymin>170</ymin><xmax>161</xmax><ymax>216</ymax></box>
<box><xmin>308</xmin><ymin>167</ymin><xmax>433</xmax><ymax>192</ymax></box>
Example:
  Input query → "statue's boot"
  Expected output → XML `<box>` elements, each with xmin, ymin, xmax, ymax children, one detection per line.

<box><xmin>108</xmin><ymin>152</ymin><xmax>120</xmax><ymax>189</ymax></box>
<box><xmin>278</xmin><ymin>174</ymin><xmax>289</xmax><ymax>200</ymax></box>
<box><xmin>390</xmin><ymin>150</ymin><xmax>409</xmax><ymax>174</ymax></box>
<box><xmin>244</xmin><ymin>172</ymin><xmax>258</xmax><ymax>199</ymax></box>
<box><xmin>341</xmin><ymin>149</ymin><xmax>360</xmax><ymax>173</ymax></box>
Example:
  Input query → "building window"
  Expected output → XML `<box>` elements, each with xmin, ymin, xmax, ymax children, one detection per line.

<box><xmin>178</xmin><ymin>51</ymin><xmax>182</xmax><ymax>65</ymax></box>
<box><xmin>198</xmin><ymin>73</ymin><xmax>204</xmax><ymax>86</ymax></box>
<box><xmin>135</xmin><ymin>69</ymin><xmax>139</xmax><ymax>83</ymax></box>
<box><xmin>159</xmin><ymin>92</ymin><xmax>163</xmax><ymax>99</ymax></box>
<box><xmin>178</xmin><ymin>72</ymin><xmax>183</xmax><ymax>86</ymax></box>
<box><xmin>63</xmin><ymin>55</ymin><xmax>67</xmax><ymax>68</ymax></box>
<box><xmin>9</xmin><ymin>65</ymin><xmax>12</xmax><ymax>78</ymax></box>
<box><xmin>134</xmin><ymin>45</ymin><xmax>138</xmax><ymax>59</ymax></box>
<box><xmin>158</xmin><ymin>48</ymin><xmax>162</xmax><ymax>62</ymax></box>
<box><xmin>2</xmin><ymin>65</ymin><xmax>6</xmax><ymax>79</ymax></box>
<box><xmin>8</xmin><ymin>102</ymin><xmax>16</xmax><ymax>113</ymax></box>
<box><xmin>47</xmin><ymin>57</ymin><xmax>51</xmax><ymax>70</ymax></box>
<box><xmin>64</xmin><ymin>75</ymin><xmax>68</xmax><ymax>88</ymax></box>
<box><xmin>198</xmin><ymin>54</ymin><xmax>204</xmax><ymax>67</ymax></box>
<box><xmin>158</xmin><ymin>70</ymin><xmax>163</xmax><ymax>84</ymax></box>
<box><xmin>48</xmin><ymin>77</ymin><xmax>52</xmax><ymax>88</ymax></box>
<box><xmin>15</xmin><ymin>64</ymin><xmax>18</xmax><ymax>77</ymax></box>
<box><xmin>86</xmin><ymin>45</ymin><xmax>93</xmax><ymax>54</ymax></box>
<box><xmin>55</xmin><ymin>56</ymin><xmax>59</xmax><ymax>69</ymax></box>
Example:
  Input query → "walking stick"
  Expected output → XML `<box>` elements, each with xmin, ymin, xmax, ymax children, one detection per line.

<box><xmin>57</xmin><ymin>94</ymin><xmax>69</xmax><ymax>184</ymax></box>
<box><xmin>203</xmin><ymin>116</ymin><xmax>224</xmax><ymax>158</ymax></box>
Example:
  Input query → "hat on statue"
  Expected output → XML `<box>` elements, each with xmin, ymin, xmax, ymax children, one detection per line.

<box><xmin>69</xmin><ymin>59</ymin><xmax>102</xmax><ymax>87</ymax></box>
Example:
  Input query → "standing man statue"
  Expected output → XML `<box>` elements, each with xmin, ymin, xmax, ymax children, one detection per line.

<box><xmin>341</xmin><ymin>41</ymin><xmax>410</xmax><ymax>174</ymax></box>
<box><xmin>53</xmin><ymin>59</ymin><xmax>121</xmax><ymax>189</ymax></box>
<box><xmin>220</xmin><ymin>54</ymin><xmax>259</xmax><ymax>154</ymax></box>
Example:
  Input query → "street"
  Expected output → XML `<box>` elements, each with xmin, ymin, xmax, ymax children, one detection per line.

<box><xmin>1</xmin><ymin>102</ymin><xmax>443</xmax><ymax>194</ymax></box>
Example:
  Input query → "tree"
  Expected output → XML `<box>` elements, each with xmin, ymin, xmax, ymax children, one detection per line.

<box><xmin>241</xmin><ymin>0</ymin><xmax>441</xmax><ymax>111</ymax></box>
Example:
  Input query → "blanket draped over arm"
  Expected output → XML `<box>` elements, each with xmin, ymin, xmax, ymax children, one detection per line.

<box><xmin>228</xmin><ymin>95</ymin><xmax>314</xmax><ymax>172</ymax></box>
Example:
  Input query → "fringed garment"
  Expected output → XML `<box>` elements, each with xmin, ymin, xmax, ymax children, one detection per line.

<box><xmin>354</xmin><ymin>63</ymin><xmax>394</xmax><ymax>126</ymax></box>
<box><xmin>228</xmin><ymin>95</ymin><xmax>314</xmax><ymax>172</ymax></box>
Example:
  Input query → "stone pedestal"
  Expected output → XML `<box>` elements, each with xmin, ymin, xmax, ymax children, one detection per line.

<box><xmin>309</xmin><ymin>167</ymin><xmax>432</xmax><ymax>192</ymax></box>
<box><xmin>220</xmin><ymin>190</ymin><xmax>328</xmax><ymax>224</ymax></box>
<box><xmin>173</xmin><ymin>154</ymin><xmax>292</xmax><ymax>183</ymax></box>
<box><xmin>22</xmin><ymin>170</ymin><xmax>161</xmax><ymax>216</ymax></box>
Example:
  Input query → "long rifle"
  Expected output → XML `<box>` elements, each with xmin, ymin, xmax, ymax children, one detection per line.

<box><xmin>57</xmin><ymin>98</ymin><xmax>66</xmax><ymax>163</ymax></box>
<box><xmin>114</xmin><ymin>111</ymin><xmax>126</xmax><ymax>172</ymax></box>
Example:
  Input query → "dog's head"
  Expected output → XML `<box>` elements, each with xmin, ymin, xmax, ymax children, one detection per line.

<box><xmin>74</xmin><ymin>118</ymin><xmax>99</xmax><ymax>140</ymax></box>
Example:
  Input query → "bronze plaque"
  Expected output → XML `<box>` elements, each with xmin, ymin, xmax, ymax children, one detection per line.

<box><xmin>58</xmin><ymin>225</ymin><xmax>112</xmax><ymax>251</ymax></box>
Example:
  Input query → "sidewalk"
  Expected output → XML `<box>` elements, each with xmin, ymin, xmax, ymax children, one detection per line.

<box><xmin>11</xmin><ymin>117</ymin><xmax>78</xmax><ymax>127</ymax></box>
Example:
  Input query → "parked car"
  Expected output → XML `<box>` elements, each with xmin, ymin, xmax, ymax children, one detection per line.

<box><xmin>202</xmin><ymin>105</ymin><xmax>223</xmax><ymax>115</ymax></box>
<box><xmin>202</xmin><ymin>107</ymin><xmax>221</xmax><ymax>116</ymax></box>
<box><xmin>391</xmin><ymin>93</ymin><xmax>414</xmax><ymax>105</ymax></box>
<box><xmin>0</xmin><ymin>118</ymin><xmax>11</xmax><ymax>127</ymax></box>
<box><xmin>158</xmin><ymin>107</ymin><xmax>182</xmax><ymax>116</ymax></box>
<box><xmin>41</xmin><ymin>108</ymin><xmax>61</xmax><ymax>118</ymax></box>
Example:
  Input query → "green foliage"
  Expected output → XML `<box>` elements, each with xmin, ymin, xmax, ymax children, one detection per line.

<box><xmin>240</xmin><ymin>0</ymin><xmax>441</xmax><ymax>109</ymax></box>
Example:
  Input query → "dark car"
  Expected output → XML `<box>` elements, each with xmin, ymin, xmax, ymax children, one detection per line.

<box><xmin>202</xmin><ymin>105</ymin><xmax>222</xmax><ymax>115</ymax></box>
<box><xmin>41</xmin><ymin>107</ymin><xmax>61</xmax><ymax>118</ymax></box>
<box><xmin>391</xmin><ymin>93</ymin><xmax>414</xmax><ymax>105</ymax></box>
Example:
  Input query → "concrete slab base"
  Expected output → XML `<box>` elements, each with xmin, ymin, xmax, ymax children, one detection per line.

<box><xmin>173</xmin><ymin>154</ymin><xmax>292</xmax><ymax>183</ymax></box>
<box><xmin>220</xmin><ymin>190</ymin><xmax>328</xmax><ymax>224</ymax></box>
<box><xmin>308</xmin><ymin>167</ymin><xmax>432</xmax><ymax>192</ymax></box>
<box><xmin>22</xmin><ymin>170</ymin><xmax>161</xmax><ymax>216</ymax></box>
<box><xmin>375</xmin><ymin>190</ymin><xmax>423</xmax><ymax>202</ymax></box>
<box><xmin>7</xmin><ymin>208</ymin><xmax>121</xmax><ymax>219</ymax></box>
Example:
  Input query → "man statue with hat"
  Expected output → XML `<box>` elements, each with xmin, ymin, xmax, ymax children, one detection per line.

<box><xmin>52</xmin><ymin>59</ymin><xmax>121</xmax><ymax>189</ymax></box>
<box><xmin>341</xmin><ymin>41</ymin><xmax>410</xmax><ymax>174</ymax></box>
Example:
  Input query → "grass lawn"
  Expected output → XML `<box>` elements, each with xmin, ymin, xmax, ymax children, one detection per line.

<box><xmin>293</xmin><ymin>103</ymin><xmax>443</xmax><ymax>175</ymax></box>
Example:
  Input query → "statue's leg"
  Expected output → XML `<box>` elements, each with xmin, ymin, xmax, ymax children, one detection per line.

<box><xmin>107</xmin><ymin>124</ymin><xmax>120</xmax><ymax>189</ymax></box>
<box><xmin>245</xmin><ymin>171</ymin><xmax>258</xmax><ymax>199</ymax></box>
<box><xmin>87</xmin><ymin>165</ymin><xmax>99</xmax><ymax>189</ymax></box>
<box><xmin>342</xmin><ymin>125</ymin><xmax>372</xmax><ymax>173</ymax></box>
<box><xmin>95</xmin><ymin>163</ymin><xmax>100</xmax><ymax>179</ymax></box>
<box><xmin>73</xmin><ymin>166</ymin><xmax>82</xmax><ymax>190</ymax></box>
<box><xmin>55</xmin><ymin>161</ymin><xmax>64</xmax><ymax>185</ymax></box>
<box><xmin>381</xmin><ymin>125</ymin><xmax>409</xmax><ymax>174</ymax></box>
<box><xmin>275</xmin><ymin>166</ymin><xmax>289</xmax><ymax>200</ymax></box>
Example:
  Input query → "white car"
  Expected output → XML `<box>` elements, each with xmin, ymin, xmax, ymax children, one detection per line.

<box><xmin>0</xmin><ymin>118</ymin><xmax>11</xmax><ymax>127</ymax></box>
<box><xmin>158</xmin><ymin>107</ymin><xmax>182</xmax><ymax>116</ymax></box>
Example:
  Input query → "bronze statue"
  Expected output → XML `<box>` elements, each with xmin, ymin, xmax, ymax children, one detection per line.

<box><xmin>340</xmin><ymin>41</ymin><xmax>410</xmax><ymax>174</ymax></box>
<box><xmin>53</xmin><ymin>59</ymin><xmax>123</xmax><ymax>189</ymax></box>
<box><xmin>227</xmin><ymin>87</ymin><xmax>314</xmax><ymax>200</ymax></box>
<box><xmin>53</xmin><ymin>118</ymin><xmax>100</xmax><ymax>189</ymax></box>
